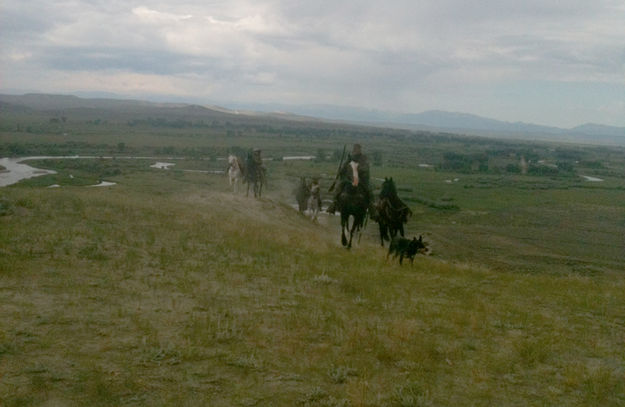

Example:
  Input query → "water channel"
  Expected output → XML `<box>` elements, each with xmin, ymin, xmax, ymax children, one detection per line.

<box><xmin>0</xmin><ymin>155</ymin><xmax>321</xmax><ymax>187</ymax></box>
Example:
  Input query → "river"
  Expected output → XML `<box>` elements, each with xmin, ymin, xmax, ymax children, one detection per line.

<box><xmin>1</xmin><ymin>155</ymin><xmax>316</xmax><ymax>187</ymax></box>
<box><xmin>0</xmin><ymin>156</ymin><xmax>59</xmax><ymax>187</ymax></box>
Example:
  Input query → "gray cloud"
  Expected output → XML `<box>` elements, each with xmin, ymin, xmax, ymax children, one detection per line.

<box><xmin>1</xmin><ymin>0</ymin><xmax>624</xmax><ymax>127</ymax></box>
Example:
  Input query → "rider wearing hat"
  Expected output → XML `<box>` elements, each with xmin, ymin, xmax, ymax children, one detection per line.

<box><xmin>247</xmin><ymin>147</ymin><xmax>267</xmax><ymax>180</ymax></box>
<box><xmin>327</xmin><ymin>143</ymin><xmax>375</xmax><ymax>217</ymax></box>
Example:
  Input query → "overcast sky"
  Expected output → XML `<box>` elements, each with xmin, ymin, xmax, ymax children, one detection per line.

<box><xmin>1</xmin><ymin>0</ymin><xmax>624</xmax><ymax>127</ymax></box>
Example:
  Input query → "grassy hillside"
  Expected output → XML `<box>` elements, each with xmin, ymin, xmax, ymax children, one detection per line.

<box><xmin>1</xmin><ymin>171</ymin><xmax>624</xmax><ymax>406</ymax></box>
<box><xmin>2</xmin><ymin>95</ymin><xmax>625</xmax><ymax>405</ymax></box>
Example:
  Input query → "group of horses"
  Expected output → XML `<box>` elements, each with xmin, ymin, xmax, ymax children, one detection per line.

<box><xmin>338</xmin><ymin>174</ymin><xmax>413</xmax><ymax>250</ymax></box>
<box><xmin>296</xmin><ymin>163</ymin><xmax>413</xmax><ymax>251</ymax></box>
<box><xmin>227</xmin><ymin>154</ymin><xmax>265</xmax><ymax>198</ymax></box>
<box><xmin>228</xmin><ymin>152</ymin><xmax>421</xmax><ymax>255</ymax></box>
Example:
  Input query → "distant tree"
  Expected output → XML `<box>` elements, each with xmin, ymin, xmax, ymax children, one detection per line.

<box><xmin>372</xmin><ymin>150</ymin><xmax>383</xmax><ymax>166</ymax></box>
<box><xmin>315</xmin><ymin>148</ymin><xmax>326</xmax><ymax>162</ymax></box>
<box><xmin>441</xmin><ymin>152</ymin><xmax>470</xmax><ymax>172</ymax></box>
<box><xmin>506</xmin><ymin>163</ymin><xmax>521</xmax><ymax>173</ymax></box>
<box><xmin>117</xmin><ymin>142</ymin><xmax>126</xmax><ymax>153</ymax></box>
<box><xmin>556</xmin><ymin>161</ymin><xmax>575</xmax><ymax>173</ymax></box>
<box><xmin>331</xmin><ymin>149</ymin><xmax>343</xmax><ymax>162</ymax></box>
<box><xmin>578</xmin><ymin>160</ymin><xmax>604</xmax><ymax>169</ymax></box>
<box><xmin>229</xmin><ymin>146</ymin><xmax>247</xmax><ymax>157</ymax></box>
<box><xmin>9</xmin><ymin>143</ymin><xmax>26</xmax><ymax>155</ymax></box>
<box><xmin>162</xmin><ymin>146</ymin><xmax>176</xmax><ymax>155</ymax></box>
<box><xmin>555</xmin><ymin>148</ymin><xmax>582</xmax><ymax>161</ymax></box>
<box><xmin>528</xmin><ymin>165</ymin><xmax>558</xmax><ymax>176</ymax></box>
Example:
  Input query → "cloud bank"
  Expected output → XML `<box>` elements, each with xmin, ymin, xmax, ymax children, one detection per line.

<box><xmin>1</xmin><ymin>0</ymin><xmax>624</xmax><ymax>127</ymax></box>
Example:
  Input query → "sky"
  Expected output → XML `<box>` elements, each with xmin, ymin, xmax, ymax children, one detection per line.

<box><xmin>1</xmin><ymin>0</ymin><xmax>624</xmax><ymax>128</ymax></box>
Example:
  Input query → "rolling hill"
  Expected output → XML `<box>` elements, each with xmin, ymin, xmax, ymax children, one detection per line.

<box><xmin>2</xmin><ymin>93</ymin><xmax>624</xmax><ymax>145</ymax></box>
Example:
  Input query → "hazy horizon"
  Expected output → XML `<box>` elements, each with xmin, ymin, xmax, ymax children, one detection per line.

<box><xmin>2</xmin><ymin>1</ymin><xmax>624</xmax><ymax>128</ymax></box>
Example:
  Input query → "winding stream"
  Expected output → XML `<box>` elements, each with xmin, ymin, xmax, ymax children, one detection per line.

<box><xmin>0</xmin><ymin>156</ymin><xmax>136</xmax><ymax>187</ymax></box>
<box><xmin>0</xmin><ymin>157</ymin><xmax>59</xmax><ymax>187</ymax></box>
<box><xmin>1</xmin><ymin>155</ymin><xmax>316</xmax><ymax>187</ymax></box>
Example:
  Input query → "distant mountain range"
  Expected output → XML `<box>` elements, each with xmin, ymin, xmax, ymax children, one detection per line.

<box><xmin>1</xmin><ymin>93</ymin><xmax>624</xmax><ymax>146</ymax></box>
<box><xmin>228</xmin><ymin>102</ymin><xmax>625</xmax><ymax>145</ymax></box>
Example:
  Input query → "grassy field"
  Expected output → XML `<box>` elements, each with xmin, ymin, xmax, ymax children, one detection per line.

<box><xmin>2</xmin><ymin>103</ymin><xmax>625</xmax><ymax>405</ymax></box>
<box><xmin>1</xmin><ymin>161</ymin><xmax>624</xmax><ymax>406</ymax></box>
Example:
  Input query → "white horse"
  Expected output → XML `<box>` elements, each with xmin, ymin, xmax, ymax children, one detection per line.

<box><xmin>227</xmin><ymin>155</ymin><xmax>244</xmax><ymax>193</ymax></box>
<box><xmin>307</xmin><ymin>181</ymin><xmax>321</xmax><ymax>222</ymax></box>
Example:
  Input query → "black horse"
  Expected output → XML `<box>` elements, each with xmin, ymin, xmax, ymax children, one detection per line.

<box><xmin>375</xmin><ymin>177</ymin><xmax>412</xmax><ymax>247</ymax></box>
<box><xmin>295</xmin><ymin>177</ymin><xmax>310</xmax><ymax>212</ymax></box>
<box><xmin>336</xmin><ymin>175</ymin><xmax>370</xmax><ymax>249</ymax></box>
<box><xmin>245</xmin><ymin>152</ymin><xmax>265</xmax><ymax>198</ymax></box>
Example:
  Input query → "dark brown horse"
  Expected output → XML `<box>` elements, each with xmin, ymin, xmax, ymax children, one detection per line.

<box><xmin>295</xmin><ymin>177</ymin><xmax>310</xmax><ymax>212</ymax></box>
<box><xmin>337</xmin><ymin>183</ymin><xmax>369</xmax><ymax>248</ymax></box>
<box><xmin>245</xmin><ymin>151</ymin><xmax>265</xmax><ymax>198</ymax></box>
<box><xmin>336</xmin><ymin>161</ymin><xmax>370</xmax><ymax>249</ymax></box>
<box><xmin>375</xmin><ymin>177</ymin><xmax>412</xmax><ymax>247</ymax></box>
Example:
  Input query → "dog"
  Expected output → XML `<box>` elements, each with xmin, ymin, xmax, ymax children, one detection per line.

<box><xmin>387</xmin><ymin>235</ymin><xmax>426</xmax><ymax>265</ymax></box>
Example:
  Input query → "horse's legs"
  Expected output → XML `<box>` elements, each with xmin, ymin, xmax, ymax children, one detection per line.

<box><xmin>389</xmin><ymin>225</ymin><xmax>397</xmax><ymax>240</ymax></box>
<box><xmin>347</xmin><ymin>216</ymin><xmax>361</xmax><ymax>249</ymax></box>
<box><xmin>308</xmin><ymin>197</ymin><xmax>318</xmax><ymax>221</ymax></box>
<box><xmin>341</xmin><ymin>216</ymin><xmax>348</xmax><ymax>246</ymax></box>
<box><xmin>347</xmin><ymin>223</ymin><xmax>354</xmax><ymax>248</ymax></box>
<box><xmin>379</xmin><ymin>223</ymin><xmax>386</xmax><ymax>246</ymax></box>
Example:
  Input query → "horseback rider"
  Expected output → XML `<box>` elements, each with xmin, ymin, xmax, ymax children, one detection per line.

<box><xmin>327</xmin><ymin>143</ymin><xmax>375</xmax><ymax>217</ymax></box>
<box><xmin>246</xmin><ymin>148</ymin><xmax>266</xmax><ymax>180</ymax></box>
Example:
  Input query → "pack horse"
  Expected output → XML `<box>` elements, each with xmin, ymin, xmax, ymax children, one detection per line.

<box><xmin>295</xmin><ymin>177</ymin><xmax>322</xmax><ymax>222</ymax></box>
<box><xmin>227</xmin><ymin>155</ymin><xmax>245</xmax><ymax>193</ymax></box>
<box><xmin>245</xmin><ymin>149</ymin><xmax>266</xmax><ymax>198</ymax></box>
<box><xmin>375</xmin><ymin>177</ymin><xmax>412</xmax><ymax>247</ymax></box>
<box><xmin>307</xmin><ymin>180</ymin><xmax>321</xmax><ymax>222</ymax></box>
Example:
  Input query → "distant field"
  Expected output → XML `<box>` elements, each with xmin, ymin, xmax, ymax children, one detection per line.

<box><xmin>1</xmin><ymin>106</ymin><xmax>625</xmax><ymax>405</ymax></box>
<box><xmin>11</xmin><ymin>152</ymin><xmax>625</xmax><ymax>275</ymax></box>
